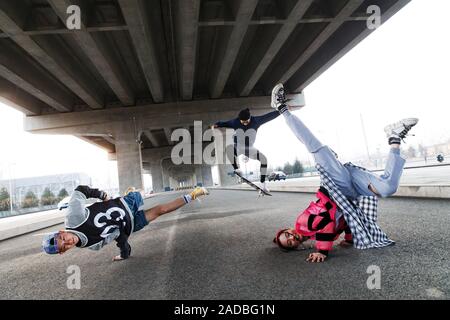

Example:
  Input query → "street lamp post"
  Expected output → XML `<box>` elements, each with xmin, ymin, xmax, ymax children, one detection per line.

<box><xmin>8</xmin><ymin>176</ymin><xmax>13</xmax><ymax>214</ymax></box>
<box><xmin>8</xmin><ymin>162</ymin><xmax>16</xmax><ymax>215</ymax></box>
<box><xmin>360</xmin><ymin>113</ymin><xmax>371</xmax><ymax>163</ymax></box>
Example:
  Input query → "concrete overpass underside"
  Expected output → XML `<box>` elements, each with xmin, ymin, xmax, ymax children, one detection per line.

<box><xmin>0</xmin><ymin>0</ymin><xmax>410</xmax><ymax>192</ymax></box>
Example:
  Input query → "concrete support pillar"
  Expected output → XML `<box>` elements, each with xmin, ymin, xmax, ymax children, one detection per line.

<box><xmin>201</xmin><ymin>165</ymin><xmax>213</xmax><ymax>187</ymax></box>
<box><xmin>169</xmin><ymin>177</ymin><xmax>178</xmax><ymax>190</ymax></box>
<box><xmin>213</xmin><ymin>128</ymin><xmax>236</xmax><ymax>186</ymax></box>
<box><xmin>162</xmin><ymin>168</ymin><xmax>171</xmax><ymax>191</ymax></box>
<box><xmin>217</xmin><ymin>164</ymin><xmax>236</xmax><ymax>186</ymax></box>
<box><xmin>150</xmin><ymin>164</ymin><xmax>164</xmax><ymax>193</ymax></box>
<box><xmin>194</xmin><ymin>166</ymin><xmax>202</xmax><ymax>186</ymax></box>
<box><xmin>115</xmin><ymin>124</ymin><xmax>143</xmax><ymax>194</ymax></box>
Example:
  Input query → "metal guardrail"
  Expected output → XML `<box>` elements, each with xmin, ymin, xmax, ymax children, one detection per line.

<box><xmin>370</xmin><ymin>162</ymin><xmax>450</xmax><ymax>172</ymax></box>
<box><xmin>283</xmin><ymin>161</ymin><xmax>450</xmax><ymax>179</ymax></box>
<box><xmin>0</xmin><ymin>205</ymin><xmax>58</xmax><ymax>219</ymax></box>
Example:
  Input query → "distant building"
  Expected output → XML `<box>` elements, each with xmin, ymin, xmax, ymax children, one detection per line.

<box><xmin>0</xmin><ymin>173</ymin><xmax>91</xmax><ymax>206</ymax></box>
<box><xmin>425</xmin><ymin>140</ymin><xmax>450</xmax><ymax>157</ymax></box>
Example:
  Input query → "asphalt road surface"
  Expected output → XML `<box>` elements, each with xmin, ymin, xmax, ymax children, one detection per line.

<box><xmin>0</xmin><ymin>190</ymin><xmax>448</xmax><ymax>300</ymax></box>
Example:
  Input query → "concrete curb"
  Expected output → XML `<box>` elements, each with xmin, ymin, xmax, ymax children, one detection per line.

<box><xmin>215</xmin><ymin>184</ymin><xmax>450</xmax><ymax>199</ymax></box>
<box><xmin>0</xmin><ymin>210</ymin><xmax>64</xmax><ymax>241</ymax></box>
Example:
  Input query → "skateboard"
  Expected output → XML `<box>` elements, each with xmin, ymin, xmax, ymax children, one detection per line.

<box><xmin>234</xmin><ymin>171</ymin><xmax>272</xmax><ymax>196</ymax></box>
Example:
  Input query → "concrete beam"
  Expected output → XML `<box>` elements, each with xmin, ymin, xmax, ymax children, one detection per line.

<box><xmin>197</xmin><ymin>16</ymin><xmax>370</xmax><ymax>27</ymax></box>
<box><xmin>24</xmin><ymin>93</ymin><xmax>304</xmax><ymax>136</ymax></box>
<box><xmin>238</xmin><ymin>0</ymin><xmax>314</xmax><ymax>96</ymax></box>
<box><xmin>76</xmin><ymin>136</ymin><xmax>115</xmax><ymax>153</ymax></box>
<box><xmin>0</xmin><ymin>77</ymin><xmax>46</xmax><ymax>115</ymax></box>
<box><xmin>143</xmin><ymin>130</ymin><xmax>160</xmax><ymax>148</ymax></box>
<box><xmin>76</xmin><ymin>132</ymin><xmax>116</xmax><ymax>142</ymax></box>
<box><xmin>25</xmin><ymin>123</ymin><xmax>115</xmax><ymax>136</ymax></box>
<box><xmin>0</xmin><ymin>23</ymin><xmax>128</xmax><ymax>37</ymax></box>
<box><xmin>48</xmin><ymin>0</ymin><xmax>134</xmax><ymax>106</ymax></box>
<box><xmin>0</xmin><ymin>40</ymin><xmax>73</xmax><ymax>112</ymax></box>
<box><xmin>176</xmin><ymin>0</ymin><xmax>201</xmax><ymax>100</ymax></box>
<box><xmin>102</xmin><ymin>134</ymin><xmax>116</xmax><ymax>145</ymax></box>
<box><xmin>164</xmin><ymin>127</ymin><xmax>174</xmax><ymax>146</ymax></box>
<box><xmin>292</xmin><ymin>0</ymin><xmax>412</xmax><ymax>92</ymax></box>
<box><xmin>209</xmin><ymin>0</ymin><xmax>258</xmax><ymax>98</ymax></box>
<box><xmin>141</xmin><ymin>146</ymin><xmax>173</xmax><ymax>163</ymax></box>
<box><xmin>118</xmin><ymin>0</ymin><xmax>164</xmax><ymax>103</ymax></box>
<box><xmin>24</xmin><ymin>95</ymin><xmax>282</xmax><ymax>132</ymax></box>
<box><xmin>278</xmin><ymin>0</ymin><xmax>364</xmax><ymax>85</ymax></box>
<box><xmin>0</xmin><ymin>2</ymin><xmax>104</xmax><ymax>109</ymax></box>
<box><xmin>159</xmin><ymin>0</ymin><xmax>180</xmax><ymax>101</ymax></box>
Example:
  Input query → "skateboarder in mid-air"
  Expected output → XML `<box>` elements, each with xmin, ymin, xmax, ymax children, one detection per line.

<box><xmin>212</xmin><ymin>108</ymin><xmax>281</xmax><ymax>195</ymax></box>
<box><xmin>42</xmin><ymin>186</ymin><xmax>209</xmax><ymax>261</ymax></box>
<box><xmin>270</xmin><ymin>83</ymin><xmax>418</xmax><ymax>262</ymax></box>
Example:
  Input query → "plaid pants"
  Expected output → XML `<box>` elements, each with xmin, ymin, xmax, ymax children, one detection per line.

<box><xmin>317</xmin><ymin>164</ymin><xmax>395</xmax><ymax>249</ymax></box>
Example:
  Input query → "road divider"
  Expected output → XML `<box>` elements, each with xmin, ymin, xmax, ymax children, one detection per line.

<box><xmin>216</xmin><ymin>184</ymin><xmax>450</xmax><ymax>199</ymax></box>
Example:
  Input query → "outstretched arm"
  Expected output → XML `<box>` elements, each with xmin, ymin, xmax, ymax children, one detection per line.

<box><xmin>75</xmin><ymin>185</ymin><xmax>108</xmax><ymax>200</ymax></box>
<box><xmin>253</xmin><ymin>111</ymin><xmax>280</xmax><ymax>126</ymax></box>
<box><xmin>213</xmin><ymin>118</ymin><xmax>237</xmax><ymax>129</ymax></box>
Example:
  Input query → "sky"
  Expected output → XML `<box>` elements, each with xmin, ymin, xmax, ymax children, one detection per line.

<box><xmin>255</xmin><ymin>0</ymin><xmax>450</xmax><ymax>167</ymax></box>
<box><xmin>1</xmin><ymin>0</ymin><xmax>449</xmax><ymax>188</ymax></box>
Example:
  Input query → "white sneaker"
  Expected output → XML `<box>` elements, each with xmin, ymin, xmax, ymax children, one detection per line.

<box><xmin>271</xmin><ymin>83</ymin><xmax>287</xmax><ymax>110</ymax></box>
<box><xmin>259</xmin><ymin>182</ymin><xmax>270</xmax><ymax>194</ymax></box>
<box><xmin>234</xmin><ymin>168</ymin><xmax>243</xmax><ymax>176</ymax></box>
<box><xmin>384</xmin><ymin>118</ymin><xmax>419</xmax><ymax>143</ymax></box>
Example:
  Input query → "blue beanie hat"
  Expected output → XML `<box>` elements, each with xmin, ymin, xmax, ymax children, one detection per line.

<box><xmin>42</xmin><ymin>232</ymin><xmax>60</xmax><ymax>254</ymax></box>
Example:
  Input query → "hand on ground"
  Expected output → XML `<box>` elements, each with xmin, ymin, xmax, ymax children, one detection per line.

<box><xmin>306</xmin><ymin>252</ymin><xmax>327</xmax><ymax>263</ymax></box>
<box><xmin>112</xmin><ymin>255</ymin><xmax>125</xmax><ymax>262</ymax></box>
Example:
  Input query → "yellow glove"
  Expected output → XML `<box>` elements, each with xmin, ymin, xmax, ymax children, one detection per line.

<box><xmin>189</xmin><ymin>187</ymin><xmax>209</xmax><ymax>200</ymax></box>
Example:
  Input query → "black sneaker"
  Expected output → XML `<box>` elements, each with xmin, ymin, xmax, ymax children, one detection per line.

<box><xmin>384</xmin><ymin>118</ymin><xmax>419</xmax><ymax>144</ymax></box>
<box><xmin>271</xmin><ymin>83</ymin><xmax>288</xmax><ymax>113</ymax></box>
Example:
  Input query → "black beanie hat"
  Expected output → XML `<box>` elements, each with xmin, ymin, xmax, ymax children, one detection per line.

<box><xmin>238</xmin><ymin>108</ymin><xmax>251</xmax><ymax>121</ymax></box>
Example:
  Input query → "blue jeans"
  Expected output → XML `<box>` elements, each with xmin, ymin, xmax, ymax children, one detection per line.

<box><xmin>283</xmin><ymin>111</ymin><xmax>405</xmax><ymax>199</ymax></box>
<box><xmin>123</xmin><ymin>192</ymin><xmax>149</xmax><ymax>232</ymax></box>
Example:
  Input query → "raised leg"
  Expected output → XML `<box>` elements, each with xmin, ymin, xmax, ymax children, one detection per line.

<box><xmin>144</xmin><ymin>187</ymin><xmax>209</xmax><ymax>222</ymax></box>
<box><xmin>144</xmin><ymin>198</ymin><xmax>187</xmax><ymax>222</ymax></box>
<box><xmin>225</xmin><ymin>144</ymin><xmax>240</xmax><ymax>170</ymax></box>
<box><xmin>365</xmin><ymin>148</ymin><xmax>406</xmax><ymax>197</ymax></box>
<box><xmin>282</xmin><ymin>110</ymin><xmax>357</xmax><ymax>198</ymax></box>
<box><xmin>246</xmin><ymin>147</ymin><xmax>268</xmax><ymax>183</ymax></box>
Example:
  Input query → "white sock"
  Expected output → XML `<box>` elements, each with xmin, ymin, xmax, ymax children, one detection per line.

<box><xmin>183</xmin><ymin>194</ymin><xmax>193</xmax><ymax>204</ymax></box>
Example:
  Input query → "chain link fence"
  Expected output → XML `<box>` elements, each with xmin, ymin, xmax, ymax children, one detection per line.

<box><xmin>0</xmin><ymin>173</ymin><xmax>91</xmax><ymax>219</ymax></box>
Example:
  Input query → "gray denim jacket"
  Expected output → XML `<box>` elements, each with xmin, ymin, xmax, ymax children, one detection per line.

<box><xmin>65</xmin><ymin>191</ymin><xmax>122</xmax><ymax>251</ymax></box>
